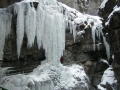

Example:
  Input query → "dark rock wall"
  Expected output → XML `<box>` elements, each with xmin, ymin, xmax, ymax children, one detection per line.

<box><xmin>108</xmin><ymin>15</ymin><xmax>120</xmax><ymax>89</ymax></box>
<box><xmin>99</xmin><ymin>0</ymin><xmax>120</xmax><ymax>89</ymax></box>
<box><xmin>0</xmin><ymin>0</ymin><xmax>21</xmax><ymax>8</ymax></box>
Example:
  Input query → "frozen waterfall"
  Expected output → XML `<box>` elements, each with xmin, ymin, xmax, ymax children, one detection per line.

<box><xmin>0</xmin><ymin>0</ymin><xmax>111</xmax><ymax>90</ymax></box>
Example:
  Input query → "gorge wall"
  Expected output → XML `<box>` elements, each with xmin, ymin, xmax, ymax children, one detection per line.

<box><xmin>99</xmin><ymin>0</ymin><xmax>120</xmax><ymax>89</ymax></box>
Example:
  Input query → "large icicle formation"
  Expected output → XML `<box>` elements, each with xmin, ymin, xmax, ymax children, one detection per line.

<box><xmin>0</xmin><ymin>0</ymin><xmax>110</xmax><ymax>63</ymax></box>
<box><xmin>0</xmin><ymin>0</ymin><xmax>111</xmax><ymax>89</ymax></box>
<box><xmin>13</xmin><ymin>1</ymin><xmax>66</xmax><ymax>64</ymax></box>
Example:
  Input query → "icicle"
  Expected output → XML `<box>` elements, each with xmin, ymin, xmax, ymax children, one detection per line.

<box><xmin>25</xmin><ymin>3</ymin><xmax>36</xmax><ymax>48</ymax></box>
<box><xmin>5</xmin><ymin>13</ymin><xmax>12</xmax><ymax>37</ymax></box>
<box><xmin>36</xmin><ymin>4</ymin><xmax>45</xmax><ymax>49</ymax></box>
<box><xmin>14</xmin><ymin>2</ymin><xmax>25</xmax><ymax>58</ymax></box>
<box><xmin>96</xmin><ymin>43</ymin><xmax>101</xmax><ymax>51</ymax></box>
<box><xmin>103</xmin><ymin>37</ymin><xmax>110</xmax><ymax>60</ymax></box>
<box><xmin>92</xmin><ymin>28</ymin><xmax>96</xmax><ymax>51</ymax></box>
<box><xmin>69</xmin><ymin>21</ymin><xmax>73</xmax><ymax>34</ymax></box>
<box><xmin>72</xmin><ymin>23</ymin><xmax>76</xmax><ymax>42</ymax></box>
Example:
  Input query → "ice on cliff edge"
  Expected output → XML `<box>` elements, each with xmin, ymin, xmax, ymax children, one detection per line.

<box><xmin>0</xmin><ymin>0</ymin><xmax>111</xmax><ymax>89</ymax></box>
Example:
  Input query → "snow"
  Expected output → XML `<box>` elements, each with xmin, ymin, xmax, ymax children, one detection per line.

<box><xmin>108</xmin><ymin>7</ymin><xmax>120</xmax><ymax>19</ymax></box>
<box><xmin>0</xmin><ymin>64</ymin><xmax>89</xmax><ymax>90</ymax></box>
<box><xmin>100</xmin><ymin>59</ymin><xmax>109</xmax><ymax>65</ymax></box>
<box><xmin>99</xmin><ymin>0</ymin><xmax>108</xmax><ymax>9</ymax></box>
<box><xmin>106</xmin><ymin>6</ymin><xmax>120</xmax><ymax>26</ymax></box>
<box><xmin>97</xmin><ymin>66</ymin><xmax>117</xmax><ymax>90</ymax></box>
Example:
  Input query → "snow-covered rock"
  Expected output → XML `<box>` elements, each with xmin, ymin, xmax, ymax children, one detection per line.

<box><xmin>0</xmin><ymin>64</ymin><xmax>89</xmax><ymax>90</ymax></box>
<box><xmin>97</xmin><ymin>66</ymin><xmax>117</xmax><ymax>90</ymax></box>
<box><xmin>99</xmin><ymin>0</ymin><xmax>108</xmax><ymax>9</ymax></box>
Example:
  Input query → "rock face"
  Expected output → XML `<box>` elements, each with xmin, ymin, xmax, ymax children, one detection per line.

<box><xmin>99</xmin><ymin>0</ymin><xmax>120</xmax><ymax>89</ymax></box>
<box><xmin>58</xmin><ymin>0</ymin><xmax>102</xmax><ymax>15</ymax></box>
<box><xmin>64</xmin><ymin>28</ymin><xmax>109</xmax><ymax>90</ymax></box>
<box><xmin>108</xmin><ymin>13</ymin><xmax>120</xmax><ymax>89</ymax></box>
<box><xmin>0</xmin><ymin>0</ymin><xmax>21</xmax><ymax>8</ymax></box>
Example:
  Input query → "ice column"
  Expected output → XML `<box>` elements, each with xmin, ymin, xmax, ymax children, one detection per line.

<box><xmin>14</xmin><ymin>2</ymin><xmax>25</xmax><ymax>58</ymax></box>
<box><xmin>103</xmin><ymin>37</ymin><xmax>110</xmax><ymax>60</ymax></box>
<box><xmin>25</xmin><ymin>3</ymin><xmax>36</xmax><ymax>48</ymax></box>
<box><xmin>36</xmin><ymin>4</ymin><xmax>45</xmax><ymax>49</ymax></box>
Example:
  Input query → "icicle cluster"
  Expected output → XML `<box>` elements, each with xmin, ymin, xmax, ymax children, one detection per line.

<box><xmin>58</xmin><ymin>3</ymin><xmax>111</xmax><ymax>60</ymax></box>
<box><xmin>0</xmin><ymin>0</ymin><xmax>110</xmax><ymax>62</ymax></box>
<box><xmin>13</xmin><ymin>1</ymin><xmax>66</xmax><ymax>65</ymax></box>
